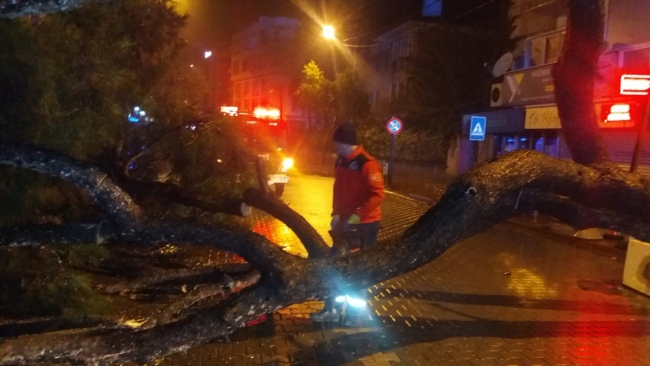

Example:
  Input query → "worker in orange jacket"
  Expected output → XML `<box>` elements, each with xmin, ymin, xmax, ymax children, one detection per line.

<box><xmin>330</xmin><ymin>123</ymin><xmax>385</xmax><ymax>250</ymax></box>
<box><xmin>311</xmin><ymin>123</ymin><xmax>385</xmax><ymax>325</ymax></box>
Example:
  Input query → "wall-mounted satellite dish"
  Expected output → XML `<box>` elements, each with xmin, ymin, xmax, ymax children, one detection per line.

<box><xmin>492</xmin><ymin>52</ymin><xmax>514</xmax><ymax>78</ymax></box>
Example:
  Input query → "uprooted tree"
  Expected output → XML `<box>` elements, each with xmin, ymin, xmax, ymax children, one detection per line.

<box><xmin>1</xmin><ymin>0</ymin><xmax>649</xmax><ymax>364</ymax></box>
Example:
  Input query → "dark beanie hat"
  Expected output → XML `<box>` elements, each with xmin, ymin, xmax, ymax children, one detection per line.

<box><xmin>332</xmin><ymin>123</ymin><xmax>358</xmax><ymax>145</ymax></box>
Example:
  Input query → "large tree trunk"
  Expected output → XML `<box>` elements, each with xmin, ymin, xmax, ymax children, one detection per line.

<box><xmin>2</xmin><ymin>0</ymin><xmax>649</xmax><ymax>365</ymax></box>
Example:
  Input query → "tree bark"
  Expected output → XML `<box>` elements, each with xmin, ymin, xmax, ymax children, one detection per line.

<box><xmin>0</xmin><ymin>144</ymin><xmax>142</xmax><ymax>227</ymax></box>
<box><xmin>552</xmin><ymin>0</ymin><xmax>610</xmax><ymax>166</ymax></box>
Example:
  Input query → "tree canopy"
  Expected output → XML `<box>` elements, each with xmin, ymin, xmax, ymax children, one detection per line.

<box><xmin>295</xmin><ymin>60</ymin><xmax>369</xmax><ymax>127</ymax></box>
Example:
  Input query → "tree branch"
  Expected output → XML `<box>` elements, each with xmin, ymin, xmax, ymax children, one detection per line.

<box><xmin>0</xmin><ymin>221</ymin><xmax>298</xmax><ymax>277</ymax></box>
<box><xmin>120</xmin><ymin>180</ymin><xmax>251</xmax><ymax>217</ymax></box>
<box><xmin>6</xmin><ymin>151</ymin><xmax>650</xmax><ymax>364</ymax></box>
<box><xmin>518</xmin><ymin>190</ymin><xmax>650</xmax><ymax>242</ymax></box>
<box><xmin>0</xmin><ymin>144</ymin><xmax>142</xmax><ymax>227</ymax></box>
<box><xmin>0</xmin><ymin>223</ymin><xmax>113</xmax><ymax>246</ymax></box>
<box><xmin>140</xmin><ymin>270</ymin><xmax>262</xmax><ymax>330</ymax></box>
<box><xmin>100</xmin><ymin>267</ymin><xmax>225</xmax><ymax>295</ymax></box>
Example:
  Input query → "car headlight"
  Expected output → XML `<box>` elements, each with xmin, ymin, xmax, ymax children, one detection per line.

<box><xmin>281</xmin><ymin>158</ymin><xmax>294</xmax><ymax>171</ymax></box>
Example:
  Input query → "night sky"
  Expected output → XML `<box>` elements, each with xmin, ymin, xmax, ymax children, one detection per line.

<box><xmin>178</xmin><ymin>0</ymin><xmax>504</xmax><ymax>63</ymax></box>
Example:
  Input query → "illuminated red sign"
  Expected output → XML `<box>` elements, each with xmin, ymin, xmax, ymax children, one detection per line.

<box><xmin>620</xmin><ymin>74</ymin><xmax>650</xmax><ymax>95</ymax></box>
<box><xmin>254</xmin><ymin>107</ymin><xmax>280</xmax><ymax>119</ymax></box>
<box><xmin>600</xmin><ymin>103</ymin><xmax>636</xmax><ymax>128</ymax></box>
<box><xmin>606</xmin><ymin>104</ymin><xmax>631</xmax><ymax>121</ymax></box>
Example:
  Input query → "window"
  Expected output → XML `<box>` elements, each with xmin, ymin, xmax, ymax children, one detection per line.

<box><xmin>244</xmin><ymin>80</ymin><xmax>251</xmax><ymax>96</ymax></box>
<box><xmin>242</xmin><ymin>58</ymin><xmax>250</xmax><ymax>72</ymax></box>
<box><xmin>546</xmin><ymin>33</ymin><xmax>563</xmax><ymax>64</ymax></box>
<box><xmin>524</xmin><ymin>30</ymin><xmax>566</xmax><ymax>68</ymax></box>
<box><xmin>261</xmin><ymin>77</ymin><xmax>270</xmax><ymax>94</ymax></box>
<box><xmin>232</xmin><ymin>60</ymin><xmax>241</xmax><ymax>75</ymax></box>
<box><xmin>234</xmin><ymin>82</ymin><xmax>242</xmax><ymax>99</ymax></box>
<box><xmin>232</xmin><ymin>38</ymin><xmax>241</xmax><ymax>54</ymax></box>
<box><xmin>253</xmin><ymin>79</ymin><xmax>261</xmax><ymax>96</ymax></box>
<box><xmin>623</xmin><ymin>47</ymin><xmax>650</xmax><ymax>69</ymax></box>
<box><xmin>398</xmin><ymin>82</ymin><xmax>405</xmax><ymax>97</ymax></box>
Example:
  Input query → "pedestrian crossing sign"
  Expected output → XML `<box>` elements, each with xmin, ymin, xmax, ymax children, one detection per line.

<box><xmin>469</xmin><ymin>116</ymin><xmax>486</xmax><ymax>141</ymax></box>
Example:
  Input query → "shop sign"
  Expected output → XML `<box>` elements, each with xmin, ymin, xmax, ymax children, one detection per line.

<box><xmin>525</xmin><ymin>106</ymin><xmax>561</xmax><ymax>129</ymax></box>
<box><xmin>502</xmin><ymin>64</ymin><xmax>555</xmax><ymax>106</ymax></box>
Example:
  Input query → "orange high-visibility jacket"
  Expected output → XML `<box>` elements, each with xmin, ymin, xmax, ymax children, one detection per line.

<box><xmin>332</xmin><ymin>146</ymin><xmax>385</xmax><ymax>223</ymax></box>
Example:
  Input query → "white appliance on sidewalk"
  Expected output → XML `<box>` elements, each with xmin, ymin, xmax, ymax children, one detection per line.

<box><xmin>623</xmin><ymin>238</ymin><xmax>650</xmax><ymax>296</ymax></box>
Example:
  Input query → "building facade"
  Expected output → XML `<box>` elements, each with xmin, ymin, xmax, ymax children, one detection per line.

<box><xmin>230</xmin><ymin>16</ymin><xmax>305</xmax><ymax>126</ymax></box>
<box><xmin>365</xmin><ymin>21</ymin><xmax>429</xmax><ymax>107</ymax></box>
<box><xmin>454</xmin><ymin>0</ymin><xmax>650</xmax><ymax>175</ymax></box>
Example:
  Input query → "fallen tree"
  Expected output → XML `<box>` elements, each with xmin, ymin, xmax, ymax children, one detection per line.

<box><xmin>1</xmin><ymin>0</ymin><xmax>647</xmax><ymax>365</ymax></box>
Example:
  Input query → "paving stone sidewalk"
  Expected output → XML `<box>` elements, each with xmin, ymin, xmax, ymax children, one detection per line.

<box><xmin>162</xmin><ymin>173</ymin><xmax>650</xmax><ymax>366</ymax></box>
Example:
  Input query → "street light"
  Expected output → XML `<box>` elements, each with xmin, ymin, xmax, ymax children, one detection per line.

<box><xmin>204</xmin><ymin>50</ymin><xmax>212</xmax><ymax>59</ymax></box>
<box><xmin>322</xmin><ymin>25</ymin><xmax>335</xmax><ymax>40</ymax></box>
<box><xmin>322</xmin><ymin>25</ymin><xmax>357</xmax><ymax>74</ymax></box>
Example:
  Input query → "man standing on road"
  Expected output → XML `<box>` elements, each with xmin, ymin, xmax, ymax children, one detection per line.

<box><xmin>310</xmin><ymin>123</ymin><xmax>385</xmax><ymax>325</ymax></box>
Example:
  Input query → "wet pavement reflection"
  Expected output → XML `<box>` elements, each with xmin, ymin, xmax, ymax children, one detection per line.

<box><xmin>163</xmin><ymin>173</ymin><xmax>650</xmax><ymax>366</ymax></box>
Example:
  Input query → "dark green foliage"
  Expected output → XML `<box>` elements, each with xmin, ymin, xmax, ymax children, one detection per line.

<box><xmin>0</xmin><ymin>0</ymin><xmax>255</xmax><ymax>223</ymax></box>
<box><xmin>0</xmin><ymin>0</ymin><xmax>257</xmax><ymax>316</ymax></box>
<box><xmin>295</xmin><ymin>61</ymin><xmax>370</xmax><ymax>128</ymax></box>
<box><xmin>404</xmin><ymin>23</ymin><xmax>513</xmax><ymax>137</ymax></box>
<box><xmin>357</xmin><ymin>124</ymin><xmax>447</xmax><ymax>164</ymax></box>
<box><xmin>0</xmin><ymin>245</ymin><xmax>111</xmax><ymax>318</ymax></box>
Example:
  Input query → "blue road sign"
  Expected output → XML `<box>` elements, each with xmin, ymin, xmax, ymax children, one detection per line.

<box><xmin>386</xmin><ymin>117</ymin><xmax>403</xmax><ymax>135</ymax></box>
<box><xmin>469</xmin><ymin>116</ymin><xmax>486</xmax><ymax>141</ymax></box>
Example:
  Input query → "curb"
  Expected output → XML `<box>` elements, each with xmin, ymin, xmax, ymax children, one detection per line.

<box><xmin>385</xmin><ymin>190</ymin><xmax>433</xmax><ymax>204</ymax></box>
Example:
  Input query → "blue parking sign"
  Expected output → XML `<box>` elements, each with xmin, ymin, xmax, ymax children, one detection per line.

<box><xmin>469</xmin><ymin>116</ymin><xmax>486</xmax><ymax>141</ymax></box>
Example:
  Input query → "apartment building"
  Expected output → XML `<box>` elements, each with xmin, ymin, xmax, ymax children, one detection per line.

<box><xmin>455</xmin><ymin>0</ymin><xmax>650</xmax><ymax>174</ymax></box>
<box><xmin>230</xmin><ymin>16</ymin><xmax>305</xmax><ymax>125</ymax></box>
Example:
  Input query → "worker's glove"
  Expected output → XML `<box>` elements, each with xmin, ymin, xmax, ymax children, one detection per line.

<box><xmin>347</xmin><ymin>213</ymin><xmax>361</xmax><ymax>225</ymax></box>
<box><xmin>330</xmin><ymin>215</ymin><xmax>340</xmax><ymax>230</ymax></box>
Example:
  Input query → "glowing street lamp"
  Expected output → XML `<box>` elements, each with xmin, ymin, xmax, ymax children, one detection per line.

<box><xmin>322</xmin><ymin>25</ymin><xmax>336</xmax><ymax>40</ymax></box>
<box><xmin>204</xmin><ymin>50</ymin><xmax>212</xmax><ymax>59</ymax></box>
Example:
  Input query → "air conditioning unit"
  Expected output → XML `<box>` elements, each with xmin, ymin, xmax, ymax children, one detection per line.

<box><xmin>490</xmin><ymin>83</ymin><xmax>503</xmax><ymax>107</ymax></box>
